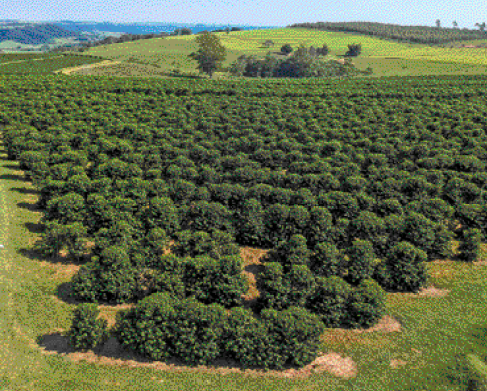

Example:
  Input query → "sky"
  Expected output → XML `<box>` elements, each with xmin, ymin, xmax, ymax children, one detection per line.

<box><xmin>1</xmin><ymin>0</ymin><xmax>486</xmax><ymax>28</ymax></box>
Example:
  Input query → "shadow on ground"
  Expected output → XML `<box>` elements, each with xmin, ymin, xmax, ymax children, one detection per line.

<box><xmin>244</xmin><ymin>264</ymin><xmax>265</xmax><ymax>275</ymax></box>
<box><xmin>0</xmin><ymin>174</ymin><xmax>25</xmax><ymax>181</ymax></box>
<box><xmin>36</xmin><ymin>332</ymin><xmax>301</xmax><ymax>374</ymax></box>
<box><xmin>11</xmin><ymin>187</ymin><xmax>39</xmax><ymax>195</ymax></box>
<box><xmin>18</xmin><ymin>201</ymin><xmax>40</xmax><ymax>213</ymax></box>
<box><xmin>56</xmin><ymin>282</ymin><xmax>80</xmax><ymax>305</ymax></box>
<box><xmin>24</xmin><ymin>222</ymin><xmax>44</xmax><ymax>234</ymax></box>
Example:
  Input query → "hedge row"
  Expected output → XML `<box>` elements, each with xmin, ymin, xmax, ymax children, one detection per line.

<box><xmin>70</xmin><ymin>245</ymin><xmax>247</xmax><ymax>306</ymax></box>
<box><xmin>113</xmin><ymin>292</ymin><xmax>325</xmax><ymax>369</ymax></box>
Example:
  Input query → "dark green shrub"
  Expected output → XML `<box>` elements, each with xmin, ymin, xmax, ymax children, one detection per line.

<box><xmin>114</xmin><ymin>292</ymin><xmax>177</xmax><ymax>360</ymax></box>
<box><xmin>319</xmin><ymin>191</ymin><xmax>360</xmax><ymax>220</ymax></box>
<box><xmin>331</xmin><ymin>218</ymin><xmax>351</xmax><ymax>248</ymax></box>
<box><xmin>70</xmin><ymin>261</ymin><xmax>100</xmax><ymax>302</ymax></box>
<box><xmin>143</xmin><ymin>227</ymin><xmax>169</xmax><ymax>267</ymax></box>
<box><xmin>152</xmin><ymin>253</ymin><xmax>186</xmax><ymax>275</ymax></box>
<box><xmin>134</xmin><ymin>268</ymin><xmax>186</xmax><ymax>300</ymax></box>
<box><xmin>258</xmin><ymin>261</ymin><xmax>315</xmax><ymax>310</ymax></box>
<box><xmin>46</xmin><ymin>192</ymin><xmax>87</xmax><ymax>225</ymax></box>
<box><xmin>306</xmin><ymin>276</ymin><xmax>352</xmax><ymax>327</ymax></box>
<box><xmin>236</xmin><ymin>198</ymin><xmax>265</xmax><ymax>246</ymax></box>
<box><xmin>379</xmin><ymin>241</ymin><xmax>428</xmax><ymax>292</ymax></box>
<box><xmin>172</xmin><ymin>229</ymin><xmax>239</xmax><ymax>259</ymax></box>
<box><xmin>145</xmin><ymin>196</ymin><xmax>180</xmax><ymax>234</ymax></box>
<box><xmin>96</xmin><ymin>263</ymin><xmax>139</xmax><ymax>303</ymax></box>
<box><xmin>184</xmin><ymin>201</ymin><xmax>234</xmax><ymax>235</ymax></box>
<box><xmin>183</xmin><ymin>255</ymin><xmax>247</xmax><ymax>307</ymax></box>
<box><xmin>286</xmin><ymin>264</ymin><xmax>316</xmax><ymax>307</ymax></box>
<box><xmin>310</xmin><ymin>242</ymin><xmax>342</xmax><ymax>277</ymax></box>
<box><xmin>260</xmin><ymin>306</ymin><xmax>325</xmax><ymax>368</ymax></box>
<box><xmin>281</xmin><ymin>44</ymin><xmax>293</xmax><ymax>54</ymax></box>
<box><xmin>344</xmin><ymin>279</ymin><xmax>386</xmax><ymax>329</ymax></box>
<box><xmin>223</xmin><ymin>307</ymin><xmax>275</xmax><ymax>368</ymax></box>
<box><xmin>257</xmin><ymin>262</ymin><xmax>290</xmax><ymax>310</ymax></box>
<box><xmin>264</xmin><ymin>203</ymin><xmax>291</xmax><ymax>246</ymax></box>
<box><xmin>265</xmin><ymin>234</ymin><xmax>310</xmax><ymax>270</ymax></box>
<box><xmin>402</xmin><ymin>212</ymin><xmax>437</xmax><ymax>259</ymax></box>
<box><xmin>70</xmin><ymin>252</ymin><xmax>139</xmax><ymax>304</ymax></box>
<box><xmin>36</xmin><ymin>221</ymin><xmax>88</xmax><ymax>260</ymax></box>
<box><xmin>459</xmin><ymin>228</ymin><xmax>482</xmax><ymax>262</ymax></box>
<box><xmin>349</xmin><ymin>211</ymin><xmax>385</xmax><ymax>242</ymax></box>
<box><xmin>172</xmin><ymin>298</ymin><xmax>227</xmax><ymax>365</ymax></box>
<box><xmin>345</xmin><ymin>239</ymin><xmax>376</xmax><ymax>285</ymax></box>
<box><xmin>306</xmin><ymin>206</ymin><xmax>334</xmax><ymax>247</ymax></box>
<box><xmin>287</xmin><ymin>205</ymin><xmax>311</xmax><ymax>237</ymax></box>
<box><xmin>67</xmin><ymin>303</ymin><xmax>109</xmax><ymax>351</ymax></box>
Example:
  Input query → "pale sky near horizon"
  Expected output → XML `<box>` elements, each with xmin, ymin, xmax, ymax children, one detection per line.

<box><xmin>1</xmin><ymin>0</ymin><xmax>486</xmax><ymax>28</ymax></box>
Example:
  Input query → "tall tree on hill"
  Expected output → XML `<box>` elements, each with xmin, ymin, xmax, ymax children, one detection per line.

<box><xmin>436</xmin><ymin>19</ymin><xmax>441</xmax><ymax>28</ymax></box>
<box><xmin>475</xmin><ymin>22</ymin><xmax>486</xmax><ymax>32</ymax></box>
<box><xmin>189</xmin><ymin>32</ymin><xmax>226</xmax><ymax>78</ymax></box>
<box><xmin>452</xmin><ymin>21</ymin><xmax>458</xmax><ymax>28</ymax></box>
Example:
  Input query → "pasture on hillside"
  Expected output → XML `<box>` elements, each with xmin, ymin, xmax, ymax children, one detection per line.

<box><xmin>79</xmin><ymin>28</ymin><xmax>487</xmax><ymax>78</ymax></box>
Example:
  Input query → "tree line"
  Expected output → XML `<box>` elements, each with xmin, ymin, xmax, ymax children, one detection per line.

<box><xmin>289</xmin><ymin>21</ymin><xmax>487</xmax><ymax>44</ymax></box>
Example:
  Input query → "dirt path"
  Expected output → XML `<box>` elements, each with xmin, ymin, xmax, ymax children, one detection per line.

<box><xmin>53</xmin><ymin>59</ymin><xmax>121</xmax><ymax>75</ymax></box>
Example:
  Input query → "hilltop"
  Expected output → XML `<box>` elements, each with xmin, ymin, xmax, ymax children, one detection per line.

<box><xmin>72</xmin><ymin>27</ymin><xmax>487</xmax><ymax>78</ymax></box>
<box><xmin>0</xmin><ymin>22</ymin><xmax>86</xmax><ymax>45</ymax></box>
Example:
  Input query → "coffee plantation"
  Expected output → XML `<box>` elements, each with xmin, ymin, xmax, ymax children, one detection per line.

<box><xmin>3</xmin><ymin>73</ymin><xmax>487</xmax><ymax>369</ymax></box>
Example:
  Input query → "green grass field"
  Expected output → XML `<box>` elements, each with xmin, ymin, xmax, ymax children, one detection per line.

<box><xmin>2</xmin><ymin>136</ymin><xmax>487</xmax><ymax>391</ymax></box>
<box><xmin>78</xmin><ymin>28</ymin><xmax>487</xmax><ymax>78</ymax></box>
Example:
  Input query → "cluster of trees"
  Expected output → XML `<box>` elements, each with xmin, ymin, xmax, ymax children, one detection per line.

<box><xmin>345</xmin><ymin>43</ymin><xmax>362</xmax><ymax>57</ymax></box>
<box><xmin>229</xmin><ymin>45</ymin><xmax>368</xmax><ymax>78</ymax></box>
<box><xmin>170</xmin><ymin>28</ymin><xmax>193</xmax><ymax>36</ymax></box>
<box><xmin>0</xmin><ymin>23</ymin><xmax>83</xmax><ymax>45</ymax></box>
<box><xmin>3</xmin><ymin>73</ymin><xmax>487</xmax><ymax>368</ymax></box>
<box><xmin>289</xmin><ymin>21</ymin><xmax>487</xmax><ymax>44</ymax></box>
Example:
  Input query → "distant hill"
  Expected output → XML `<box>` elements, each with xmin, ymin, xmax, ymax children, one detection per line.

<box><xmin>54</xmin><ymin>21</ymin><xmax>278</xmax><ymax>35</ymax></box>
<box><xmin>0</xmin><ymin>23</ymin><xmax>83</xmax><ymax>45</ymax></box>
<box><xmin>288</xmin><ymin>21</ymin><xmax>487</xmax><ymax>44</ymax></box>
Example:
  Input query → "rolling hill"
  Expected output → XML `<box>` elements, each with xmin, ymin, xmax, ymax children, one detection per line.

<box><xmin>0</xmin><ymin>23</ymin><xmax>85</xmax><ymax>45</ymax></box>
<box><xmin>77</xmin><ymin>27</ymin><xmax>487</xmax><ymax>78</ymax></box>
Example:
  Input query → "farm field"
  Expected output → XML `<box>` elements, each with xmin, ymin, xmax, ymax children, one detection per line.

<box><xmin>0</xmin><ymin>54</ymin><xmax>103</xmax><ymax>74</ymax></box>
<box><xmin>77</xmin><ymin>28</ymin><xmax>487</xmax><ymax>78</ymax></box>
<box><xmin>2</xmin><ymin>73</ymin><xmax>487</xmax><ymax>389</ymax></box>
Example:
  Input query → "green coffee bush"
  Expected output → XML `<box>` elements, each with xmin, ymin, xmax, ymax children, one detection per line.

<box><xmin>67</xmin><ymin>303</ymin><xmax>109</xmax><ymax>351</ymax></box>
<box><xmin>310</xmin><ymin>242</ymin><xmax>342</xmax><ymax>277</ymax></box>
<box><xmin>70</xmin><ymin>256</ymin><xmax>139</xmax><ymax>304</ymax></box>
<box><xmin>306</xmin><ymin>276</ymin><xmax>352</xmax><ymax>327</ymax></box>
<box><xmin>182</xmin><ymin>255</ymin><xmax>247</xmax><ymax>307</ymax></box>
<box><xmin>260</xmin><ymin>306</ymin><xmax>325</xmax><ymax>368</ymax></box>
<box><xmin>171</xmin><ymin>297</ymin><xmax>227</xmax><ymax>365</ymax></box>
<box><xmin>222</xmin><ymin>307</ymin><xmax>274</xmax><ymax>368</ymax></box>
<box><xmin>172</xmin><ymin>229</ymin><xmax>239</xmax><ymax>259</ymax></box>
<box><xmin>459</xmin><ymin>228</ymin><xmax>482</xmax><ymax>262</ymax></box>
<box><xmin>345</xmin><ymin>239</ymin><xmax>376</xmax><ymax>285</ymax></box>
<box><xmin>257</xmin><ymin>262</ymin><xmax>290</xmax><ymax>310</ymax></box>
<box><xmin>113</xmin><ymin>292</ymin><xmax>177</xmax><ymax>361</ymax></box>
<box><xmin>344</xmin><ymin>279</ymin><xmax>386</xmax><ymax>329</ymax></box>
<box><xmin>380</xmin><ymin>241</ymin><xmax>428</xmax><ymax>292</ymax></box>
